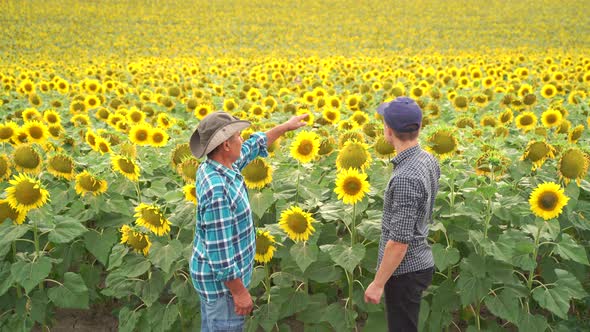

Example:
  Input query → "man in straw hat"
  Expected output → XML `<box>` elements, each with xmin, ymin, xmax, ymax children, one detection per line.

<box><xmin>189</xmin><ymin>111</ymin><xmax>307</xmax><ymax>331</ymax></box>
<box><xmin>364</xmin><ymin>97</ymin><xmax>440</xmax><ymax>332</ymax></box>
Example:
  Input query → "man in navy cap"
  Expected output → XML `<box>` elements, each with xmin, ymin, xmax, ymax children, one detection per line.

<box><xmin>364</xmin><ymin>97</ymin><xmax>440</xmax><ymax>332</ymax></box>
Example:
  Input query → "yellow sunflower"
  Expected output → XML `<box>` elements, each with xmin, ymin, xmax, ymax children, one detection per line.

<box><xmin>47</xmin><ymin>154</ymin><xmax>76</xmax><ymax>180</ymax></box>
<box><xmin>426</xmin><ymin>127</ymin><xmax>459</xmax><ymax>160</ymax></box>
<box><xmin>241</xmin><ymin>158</ymin><xmax>273</xmax><ymax>189</ymax></box>
<box><xmin>6</xmin><ymin>173</ymin><xmax>50</xmax><ymax>213</ymax></box>
<box><xmin>0</xmin><ymin>121</ymin><xmax>19</xmax><ymax>142</ymax></box>
<box><xmin>521</xmin><ymin>140</ymin><xmax>556</xmax><ymax>171</ymax></box>
<box><xmin>0</xmin><ymin>154</ymin><xmax>11</xmax><ymax>181</ymax></box>
<box><xmin>75</xmin><ymin>170</ymin><xmax>108</xmax><ymax>196</ymax></box>
<box><xmin>279</xmin><ymin>206</ymin><xmax>315</xmax><ymax>242</ymax></box>
<box><xmin>373</xmin><ymin>136</ymin><xmax>396</xmax><ymax>159</ymax></box>
<box><xmin>541</xmin><ymin>109</ymin><xmax>563</xmax><ymax>128</ymax></box>
<box><xmin>498</xmin><ymin>109</ymin><xmax>514</xmax><ymax>126</ymax></box>
<box><xmin>194</xmin><ymin>104</ymin><xmax>212</xmax><ymax>120</ymax></box>
<box><xmin>149</xmin><ymin>127</ymin><xmax>169</xmax><ymax>147</ymax></box>
<box><xmin>322</xmin><ymin>108</ymin><xmax>341</xmax><ymax>125</ymax></box>
<box><xmin>22</xmin><ymin>108</ymin><xmax>42</xmax><ymax>122</ymax></box>
<box><xmin>134</xmin><ymin>203</ymin><xmax>171</xmax><ymax>236</ymax></box>
<box><xmin>183</xmin><ymin>183</ymin><xmax>197</xmax><ymax>204</ymax></box>
<box><xmin>12</xmin><ymin>144</ymin><xmax>42</xmax><ymax>175</ymax></box>
<box><xmin>558</xmin><ymin>147</ymin><xmax>589</xmax><ymax>185</ymax></box>
<box><xmin>540</xmin><ymin>84</ymin><xmax>557</xmax><ymax>99</ymax></box>
<box><xmin>568</xmin><ymin>125</ymin><xmax>584</xmax><ymax>144</ymax></box>
<box><xmin>350</xmin><ymin>111</ymin><xmax>369</xmax><ymax>127</ymax></box>
<box><xmin>529</xmin><ymin>182</ymin><xmax>569</xmax><ymax>220</ymax></box>
<box><xmin>290</xmin><ymin>131</ymin><xmax>320</xmax><ymax>164</ymax></box>
<box><xmin>120</xmin><ymin>225</ymin><xmax>152</xmax><ymax>256</ymax></box>
<box><xmin>129</xmin><ymin>123</ymin><xmax>152</xmax><ymax>146</ymax></box>
<box><xmin>336</xmin><ymin>139</ymin><xmax>372</xmax><ymax>171</ymax></box>
<box><xmin>156</xmin><ymin>113</ymin><xmax>175</xmax><ymax>129</ymax></box>
<box><xmin>474</xmin><ymin>149</ymin><xmax>511</xmax><ymax>177</ymax></box>
<box><xmin>254</xmin><ymin>229</ymin><xmax>276</xmax><ymax>263</ymax></box>
<box><xmin>334</xmin><ymin>168</ymin><xmax>370</xmax><ymax>205</ymax></box>
<box><xmin>126</xmin><ymin>108</ymin><xmax>146</xmax><ymax>125</ymax></box>
<box><xmin>21</xmin><ymin>121</ymin><xmax>49</xmax><ymax>144</ymax></box>
<box><xmin>42</xmin><ymin>109</ymin><xmax>61</xmax><ymax>125</ymax></box>
<box><xmin>177</xmin><ymin>158</ymin><xmax>199</xmax><ymax>183</ymax></box>
<box><xmin>95</xmin><ymin>136</ymin><xmax>112</xmax><ymax>155</ymax></box>
<box><xmin>0</xmin><ymin>199</ymin><xmax>27</xmax><ymax>225</ymax></box>
<box><xmin>112</xmin><ymin>155</ymin><xmax>140</xmax><ymax>181</ymax></box>
<box><xmin>515</xmin><ymin>111</ymin><xmax>538</xmax><ymax>132</ymax></box>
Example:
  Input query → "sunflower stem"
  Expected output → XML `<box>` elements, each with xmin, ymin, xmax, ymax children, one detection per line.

<box><xmin>33</xmin><ymin>221</ymin><xmax>44</xmax><ymax>290</ymax></box>
<box><xmin>527</xmin><ymin>221</ymin><xmax>544</xmax><ymax>310</ymax></box>
<box><xmin>135</xmin><ymin>181</ymin><xmax>142</xmax><ymax>203</ymax></box>
<box><xmin>346</xmin><ymin>270</ymin><xmax>354</xmax><ymax>310</ymax></box>
<box><xmin>265</xmin><ymin>264</ymin><xmax>271</xmax><ymax>305</ymax></box>
<box><xmin>12</xmin><ymin>242</ymin><xmax>22</xmax><ymax>298</ymax></box>
<box><xmin>351</xmin><ymin>203</ymin><xmax>357</xmax><ymax>246</ymax></box>
<box><xmin>295</xmin><ymin>162</ymin><xmax>301</xmax><ymax>204</ymax></box>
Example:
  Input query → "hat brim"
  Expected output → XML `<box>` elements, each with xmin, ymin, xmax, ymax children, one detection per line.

<box><xmin>189</xmin><ymin>120</ymin><xmax>250</xmax><ymax>158</ymax></box>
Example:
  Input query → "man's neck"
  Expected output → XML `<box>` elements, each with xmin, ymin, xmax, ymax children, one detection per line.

<box><xmin>210</xmin><ymin>154</ymin><xmax>233</xmax><ymax>169</ymax></box>
<box><xmin>393</xmin><ymin>140</ymin><xmax>418</xmax><ymax>154</ymax></box>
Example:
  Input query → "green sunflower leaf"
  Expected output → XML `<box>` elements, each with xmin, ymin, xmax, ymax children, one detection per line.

<box><xmin>47</xmin><ymin>272</ymin><xmax>89</xmax><ymax>309</ymax></box>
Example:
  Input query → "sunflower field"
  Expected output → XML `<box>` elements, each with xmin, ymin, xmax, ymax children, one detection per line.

<box><xmin>1</xmin><ymin>0</ymin><xmax>590</xmax><ymax>331</ymax></box>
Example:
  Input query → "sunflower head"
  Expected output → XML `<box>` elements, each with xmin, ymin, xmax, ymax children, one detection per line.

<box><xmin>338</xmin><ymin>130</ymin><xmax>365</xmax><ymax>148</ymax></box>
<box><xmin>336</xmin><ymin>140</ymin><xmax>372</xmax><ymax>171</ymax></box>
<box><xmin>183</xmin><ymin>183</ymin><xmax>197</xmax><ymax>204</ymax></box>
<box><xmin>568</xmin><ymin>125</ymin><xmax>584</xmax><ymax>144</ymax></box>
<box><xmin>318</xmin><ymin>137</ymin><xmax>336</xmax><ymax>156</ymax></box>
<box><xmin>47</xmin><ymin>154</ymin><xmax>76</xmax><ymax>180</ymax></box>
<box><xmin>455</xmin><ymin>116</ymin><xmax>475</xmax><ymax>129</ymax></box>
<box><xmin>149</xmin><ymin>127</ymin><xmax>169</xmax><ymax>147</ymax></box>
<box><xmin>475</xmin><ymin>149</ymin><xmax>511</xmax><ymax>177</ymax></box>
<box><xmin>558</xmin><ymin>147</ymin><xmax>589</xmax><ymax>185</ymax></box>
<box><xmin>529</xmin><ymin>182</ymin><xmax>570</xmax><ymax>220</ymax></box>
<box><xmin>498</xmin><ymin>109</ymin><xmax>514</xmax><ymax>125</ymax></box>
<box><xmin>541</xmin><ymin>109</ymin><xmax>563</xmax><ymax>128</ymax></box>
<box><xmin>334</xmin><ymin>168</ymin><xmax>370</xmax><ymax>205</ymax></box>
<box><xmin>134</xmin><ymin>203</ymin><xmax>171</xmax><ymax>236</ymax></box>
<box><xmin>112</xmin><ymin>155</ymin><xmax>141</xmax><ymax>181</ymax></box>
<box><xmin>241</xmin><ymin>158</ymin><xmax>273</xmax><ymax>189</ymax></box>
<box><xmin>120</xmin><ymin>225</ymin><xmax>152</xmax><ymax>256</ymax></box>
<box><xmin>425</xmin><ymin>128</ymin><xmax>458</xmax><ymax>160</ymax></box>
<box><xmin>373</xmin><ymin>136</ymin><xmax>395</xmax><ymax>159</ymax></box>
<box><xmin>254</xmin><ymin>229</ymin><xmax>277</xmax><ymax>263</ymax></box>
<box><xmin>350</xmin><ymin>111</ymin><xmax>369</xmax><ymax>127</ymax></box>
<box><xmin>177</xmin><ymin>158</ymin><xmax>199</xmax><ymax>183</ymax></box>
<box><xmin>322</xmin><ymin>108</ymin><xmax>341</xmax><ymax>124</ymax></box>
<box><xmin>0</xmin><ymin>122</ymin><xmax>19</xmax><ymax>142</ymax></box>
<box><xmin>362</xmin><ymin>122</ymin><xmax>380</xmax><ymax>138</ymax></box>
<box><xmin>12</xmin><ymin>144</ymin><xmax>42</xmax><ymax>174</ymax></box>
<box><xmin>171</xmin><ymin>143</ymin><xmax>192</xmax><ymax>167</ymax></box>
<box><xmin>75</xmin><ymin>170</ymin><xmax>108</xmax><ymax>196</ymax></box>
<box><xmin>6</xmin><ymin>173</ymin><xmax>50</xmax><ymax>213</ymax></box>
<box><xmin>22</xmin><ymin>121</ymin><xmax>49</xmax><ymax>144</ymax></box>
<box><xmin>0</xmin><ymin>199</ymin><xmax>26</xmax><ymax>225</ymax></box>
<box><xmin>0</xmin><ymin>154</ymin><xmax>11</xmax><ymax>181</ymax></box>
<box><xmin>521</xmin><ymin>140</ymin><xmax>556</xmax><ymax>171</ymax></box>
<box><xmin>129</xmin><ymin>123</ymin><xmax>152</xmax><ymax>146</ymax></box>
<box><xmin>279</xmin><ymin>206</ymin><xmax>315</xmax><ymax>242</ymax></box>
<box><xmin>515</xmin><ymin>111</ymin><xmax>538</xmax><ymax>132</ymax></box>
<box><xmin>290</xmin><ymin>131</ymin><xmax>320</xmax><ymax>164</ymax></box>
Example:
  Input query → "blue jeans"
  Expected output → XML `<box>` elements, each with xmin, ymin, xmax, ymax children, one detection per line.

<box><xmin>200</xmin><ymin>294</ymin><xmax>245</xmax><ymax>332</ymax></box>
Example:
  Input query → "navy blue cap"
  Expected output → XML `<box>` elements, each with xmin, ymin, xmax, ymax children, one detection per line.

<box><xmin>377</xmin><ymin>97</ymin><xmax>422</xmax><ymax>132</ymax></box>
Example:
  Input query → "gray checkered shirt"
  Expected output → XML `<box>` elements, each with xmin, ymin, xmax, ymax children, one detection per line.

<box><xmin>377</xmin><ymin>145</ymin><xmax>440</xmax><ymax>276</ymax></box>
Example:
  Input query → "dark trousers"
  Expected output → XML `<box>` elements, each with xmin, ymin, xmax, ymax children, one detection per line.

<box><xmin>384</xmin><ymin>267</ymin><xmax>434</xmax><ymax>332</ymax></box>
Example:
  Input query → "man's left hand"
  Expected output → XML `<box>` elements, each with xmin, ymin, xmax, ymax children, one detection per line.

<box><xmin>364</xmin><ymin>281</ymin><xmax>384</xmax><ymax>304</ymax></box>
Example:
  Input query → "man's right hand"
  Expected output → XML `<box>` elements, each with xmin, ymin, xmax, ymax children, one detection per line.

<box><xmin>232</xmin><ymin>289</ymin><xmax>253</xmax><ymax>315</ymax></box>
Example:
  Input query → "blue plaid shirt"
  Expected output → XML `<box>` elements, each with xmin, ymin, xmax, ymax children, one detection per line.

<box><xmin>190</xmin><ymin>132</ymin><xmax>268</xmax><ymax>302</ymax></box>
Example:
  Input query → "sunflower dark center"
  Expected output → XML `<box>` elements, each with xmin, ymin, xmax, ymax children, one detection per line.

<box><xmin>242</xmin><ymin>160</ymin><xmax>269</xmax><ymax>182</ymax></box>
<box><xmin>142</xmin><ymin>208</ymin><xmax>163</xmax><ymax>227</ymax></box>
<box><xmin>14</xmin><ymin>181</ymin><xmax>42</xmax><ymax>205</ymax></box>
<box><xmin>297</xmin><ymin>140</ymin><xmax>314</xmax><ymax>155</ymax></box>
<box><xmin>343</xmin><ymin>177</ymin><xmax>361</xmax><ymax>195</ymax></box>
<box><xmin>526</xmin><ymin>142</ymin><xmax>549</xmax><ymax>162</ymax></box>
<box><xmin>135</xmin><ymin>129</ymin><xmax>148</xmax><ymax>141</ymax></box>
<box><xmin>520</xmin><ymin>116</ymin><xmax>533</xmax><ymax>126</ymax></box>
<box><xmin>0</xmin><ymin>127</ymin><xmax>14</xmax><ymax>140</ymax></box>
<box><xmin>152</xmin><ymin>133</ymin><xmax>164</xmax><ymax>143</ymax></box>
<box><xmin>79</xmin><ymin>175</ymin><xmax>102</xmax><ymax>191</ymax></box>
<box><xmin>50</xmin><ymin>156</ymin><xmax>73</xmax><ymax>173</ymax></box>
<box><xmin>255</xmin><ymin>235</ymin><xmax>272</xmax><ymax>255</ymax></box>
<box><xmin>287</xmin><ymin>213</ymin><xmax>308</xmax><ymax>234</ymax></box>
<box><xmin>29</xmin><ymin>126</ymin><xmax>43</xmax><ymax>139</ymax></box>
<box><xmin>0</xmin><ymin>201</ymin><xmax>19</xmax><ymax>222</ymax></box>
<box><xmin>538</xmin><ymin>192</ymin><xmax>558</xmax><ymax>211</ymax></box>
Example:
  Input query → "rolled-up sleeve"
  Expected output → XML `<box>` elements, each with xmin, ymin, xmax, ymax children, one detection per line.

<box><xmin>201</xmin><ymin>194</ymin><xmax>240</xmax><ymax>282</ymax></box>
<box><xmin>234</xmin><ymin>132</ymin><xmax>268</xmax><ymax>171</ymax></box>
<box><xmin>383</xmin><ymin>177</ymin><xmax>425</xmax><ymax>244</ymax></box>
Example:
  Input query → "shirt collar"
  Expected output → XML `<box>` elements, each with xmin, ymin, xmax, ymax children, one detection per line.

<box><xmin>205</xmin><ymin>158</ymin><xmax>240</xmax><ymax>182</ymax></box>
<box><xmin>391</xmin><ymin>144</ymin><xmax>420</xmax><ymax>167</ymax></box>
